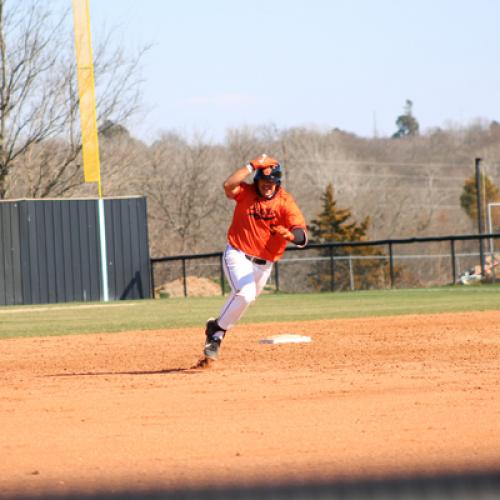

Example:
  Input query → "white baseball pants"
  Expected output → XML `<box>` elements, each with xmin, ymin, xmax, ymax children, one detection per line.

<box><xmin>217</xmin><ymin>244</ymin><xmax>274</xmax><ymax>331</ymax></box>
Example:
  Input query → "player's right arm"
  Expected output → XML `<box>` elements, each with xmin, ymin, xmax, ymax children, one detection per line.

<box><xmin>223</xmin><ymin>164</ymin><xmax>253</xmax><ymax>199</ymax></box>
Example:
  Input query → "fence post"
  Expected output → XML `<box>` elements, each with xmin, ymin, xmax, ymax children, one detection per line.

<box><xmin>150</xmin><ymin>261</ymin><xmax>156</xmax><ymax>298</ymax></box>
<box><xmin>388</xmin><ymin>242</ymin><xmax>395</xmax><ymax>288</ymax></box>
<box><xmin>274</xmin><ymin>261</ymin><xmax>280</xmax><ymax>292</ymax></box>
<box><xmin>182</xmin><ymin>258</ymin><xmax>187</xmax><ymax>297</ymax></box>
<box><xmin>219</xmin><ymin>253</ymin><xmax>225</xmax><ymax>296</ymax></box>
<box><xmin>475</xmin><ymin>158</ymin><xmax>486</xmax><ymax>276</ymax></box>
<box><xmin>492</xmin><ymin>246</ymin><xmax>497</xmax><ymax>284</ymax></box>
<box><xmin>348</xmin><ymin>255</ymin><xmax>354</xmax><ymax>291</ymax></box>
<box><xmin>329</xmin><ymin>245</ymin><xmax>335</xmax><ymax>292</ymax></box>
<box><xmin>450</xmin><ymin>239</ymin><xmax>457</xmax><ymax>285</ymax></box>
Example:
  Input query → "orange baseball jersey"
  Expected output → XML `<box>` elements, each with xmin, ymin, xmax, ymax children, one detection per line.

<box><xmin>227</xmin><ymin>183</ymin><xmax>307</xmax><ymax>262</ymax></box>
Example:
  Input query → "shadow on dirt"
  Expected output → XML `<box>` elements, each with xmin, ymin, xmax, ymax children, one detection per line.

<box><xmin>44</xmin><ymin>356</ymin><xmax>216</xmax><ymax>377</ymax></box>
<box><xmin>44</xmin><ymin>367</ymin><xmax>204</xmax><ymax>377</ymax></box>
<box><xmin>7</xmin><ymin>469</ymin><xmax>500</xmax><ymax>500</ymax></box>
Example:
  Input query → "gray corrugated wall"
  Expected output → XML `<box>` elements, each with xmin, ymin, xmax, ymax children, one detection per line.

<box><xmin>0</xmin><ymin>202</ymin><xmax>23</xmax><ymax>305</ymax></box>
<box><xmin>19</xmin><ymin>199</ymin><xmax>102</xmax><ymax>304</ymax></box>
<box><xmin>104</xmin><ymin>197</ymin><xmax>150</xmax><ymax>300</ymax></box>
<box><xmin>0</xmin><ymin>197</ymin><xmax>151</xmax><ymax>305</ymax></box>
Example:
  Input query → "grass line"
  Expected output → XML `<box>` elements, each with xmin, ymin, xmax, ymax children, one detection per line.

<box><xmin>1</xmin><ymin>286</ymin><xmax>499</xmax><ymax>340</ymax></box>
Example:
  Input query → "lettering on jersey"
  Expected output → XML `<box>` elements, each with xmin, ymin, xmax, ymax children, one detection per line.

<box><xmin>249</xmin><ymin>203</ymin><xmax>277</xmax><ymax>222</ymax></box>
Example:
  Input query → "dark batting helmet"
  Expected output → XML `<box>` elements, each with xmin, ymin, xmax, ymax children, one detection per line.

<box><xmin>254</xmin><ymin>163</ymin><xmax>282</xmax><ymax>187</ymax></box>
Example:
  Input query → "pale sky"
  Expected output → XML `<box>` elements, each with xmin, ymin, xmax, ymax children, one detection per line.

<box><xmin>82</xmin><ymin>0</ymin><xmax>499</xmax><ymax>143</ymax></box>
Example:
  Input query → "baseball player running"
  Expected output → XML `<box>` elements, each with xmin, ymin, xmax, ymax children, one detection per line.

<box><xmin>203</xmin><ymin>154</ymin><xmax>308</xmax><ymax>360</ymax></box>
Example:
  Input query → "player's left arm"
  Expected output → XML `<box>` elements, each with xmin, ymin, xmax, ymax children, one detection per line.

<box><xmin>270</xmin><ymin>224</ymin><xmax>307</xmax><ymax>247</ymax></box>
<box><xmin>271</xmin><ymin>195</ymin><xmax>308</xmax><ymax>248</ymax></box>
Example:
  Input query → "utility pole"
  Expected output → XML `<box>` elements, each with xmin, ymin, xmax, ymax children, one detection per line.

<box><xmin>475</xmin><ymin>157</ymin><xmax>485</xmax><ymax>276</ymax></box>
<box><xmin>372</xmin><ymin>111</ymin><xmax>378</xmax><ymax>138</ymax></box>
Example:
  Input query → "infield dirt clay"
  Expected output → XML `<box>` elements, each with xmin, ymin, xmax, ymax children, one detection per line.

<box><xmin>1</xmin><ymin>311</ymin><xmax>500</xmax><ymax>496</ymax></box>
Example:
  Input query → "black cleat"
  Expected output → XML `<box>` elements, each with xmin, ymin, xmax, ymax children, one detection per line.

<box><xmin>204</xmin><ymin>318</ymin><xmax>220</xmax><ymax>339</ymax></box>
<box><xmin>203</xmin><ymin>318</ymin><xmax>225</xmax><ymax>360</ymax></box>
<box><xmin>203</xmin><ymin>337</ymin><xmax>221</xmax><ymax>360</ymax></box>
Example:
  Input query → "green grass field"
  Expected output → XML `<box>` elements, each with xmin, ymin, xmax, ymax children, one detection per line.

<box><xmin>1</xmin><ymin>285</ymin><xmax>499</xmax><ymax>340</ymax></box>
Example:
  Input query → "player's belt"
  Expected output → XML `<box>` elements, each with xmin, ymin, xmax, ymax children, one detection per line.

<box><xmin>245</xmin><ymin>254</ymin><xmax>268</xmax><ymax>265</ymax></box>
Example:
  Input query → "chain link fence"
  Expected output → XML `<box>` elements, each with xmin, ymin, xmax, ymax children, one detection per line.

<box><xmin>151</xmin><ymin>234</ymin><xmax>500</xmax><ymax>297</ymax></box>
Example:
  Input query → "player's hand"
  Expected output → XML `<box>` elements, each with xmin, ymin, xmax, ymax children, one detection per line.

<box><xmin>249</xmin><ymin>154</ymin><xmax>279</xmax><ymax>171</ymax></box>
<box><xmin>270</xmin><ymin>224</ymin><xmax>294</xmax><ymax>242</ymax></box>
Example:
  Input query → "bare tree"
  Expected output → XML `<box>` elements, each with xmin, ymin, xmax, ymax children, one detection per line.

<box><xmin>143</xmin><ymin>133</ymin><xmax>228</xmax><ymax>255</ymax></box>
<box><xmin>0</xmin><ymin>0</ymin><xmax>147</xmax><ymax>199</ymax></box>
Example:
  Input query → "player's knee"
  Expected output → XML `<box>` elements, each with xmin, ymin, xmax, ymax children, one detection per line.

<box><xmin>237</xmin><ymin>285</ymin><xmax>257</xmax><ymax>305</ymax></box>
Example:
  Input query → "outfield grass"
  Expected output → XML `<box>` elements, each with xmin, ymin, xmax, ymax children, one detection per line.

<box><xmin>0</xmin><ymin>285</ymin><xmax>499</xmax><ymax>340</ymax></box>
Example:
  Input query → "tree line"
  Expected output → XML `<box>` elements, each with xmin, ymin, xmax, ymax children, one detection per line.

<box><xmin>7</xmin><ymin>119</ymin><xmax>500</xmax><ymax>258</ymax></box>
<box><xmin>2</xmin><ymin>0</ymin><xmax>500</xmax><ymax>261</ymax></box>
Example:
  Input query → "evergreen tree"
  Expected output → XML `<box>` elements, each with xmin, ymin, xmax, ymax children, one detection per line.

<box><xmin>460</xmin><ymin>174</ymin><xmax>500</xmax><ymax>226</ymax></box>
<box><xmin>309</xmin><ymin>184</ymin><xmax>369</xmax><ymax>242</ymax></box>
<box><xmin>392</xmin><ymin>99</ymin><xmax>420</xmax><ymax>138</ymax></box>
<box><xmin>308</xmin><ymin>183</ymin><xmax>388</xmax><ymax>290</ymax></box>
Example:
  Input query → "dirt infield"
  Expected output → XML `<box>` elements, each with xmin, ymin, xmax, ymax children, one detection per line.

<box><xmin>1</xmin><ymin>311</ymin><xmax>500</xmax><ymax>497</ymax></box>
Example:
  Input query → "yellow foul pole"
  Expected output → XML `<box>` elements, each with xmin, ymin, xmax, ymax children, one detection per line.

<box><xmin>72</xmin><ymin>0</ymin><xmax>102</xmax><ymax>197</ymax></box>
<box><xmin>72</xmin><ymin>0</ymin><xmax>109</xmax><ymax>301</ymax></box>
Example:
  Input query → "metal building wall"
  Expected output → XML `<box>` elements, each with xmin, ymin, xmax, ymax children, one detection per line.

<box><xmin>104</xmin><ymin>197</ymin><xmax>151</xmax><ymax>300</ymax></box>
<box><xmin>19</xmin><ymin>199</ymin><xmax>102</xmax><ymax>304</ymax></box>
<box><xmin>0</xmin><ymin>197</ymin><xmax>151</xmax><ymax>305</ymax></box>
<box><xmin>0</xmin><ymin>202</ymin><xmax>23</xmax><ymax>305</ymax></box>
